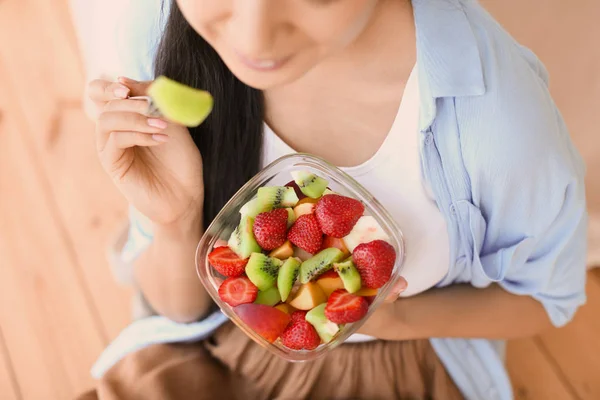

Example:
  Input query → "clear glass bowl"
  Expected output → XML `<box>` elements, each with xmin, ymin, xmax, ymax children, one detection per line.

<box><xmin>196</xmin><ymin>153</ymin><xmax>405</xmax><ymax>362</ymax></box>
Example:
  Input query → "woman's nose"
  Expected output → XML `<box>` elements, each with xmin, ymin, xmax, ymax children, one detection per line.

<box><xmin>230</xmin><ymin>0</ymin><xmax>289</xmax><ymax>58</ymax></box>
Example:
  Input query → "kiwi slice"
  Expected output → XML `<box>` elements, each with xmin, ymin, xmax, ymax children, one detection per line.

<box><xmin>239</xmin><ymin>197</ymin><xmax>270</xmax><ymax>218</ymax></box>
<box><xmin>257</xmin><ymin>187</ymin><xmax>299</xmax><ymax>211</ymax></box>
<box><xmin>227</xmin><ymin>216</ymin><xmax>261</xmax><ymax>259</ymax></box>
<box><xmin>147</xmin><ymin>76</ymin><xmax>213</xmax><ymax>127</ymax></box>
<box><xmin>245</xmin><ymin>253</ymin><xmax>283</xmax><ymax>291</ymax></box>
<box><xmin>254</xmin><ymin>287</ymin><xmax>281</xmax><ymax>306</ymax></box>
<box><xmin>286</xmin><ymin>208</ymin><xmax>296</xmax><ymax>228</ymax></box>
<box><xmin>306</xmin><ymin>303</ymin><xmax>339</xmax><ymax>344</ymax></box>
<box><xmin>291</xmin><ymin>171</ymin><xmax>329</xmax><ymax>199</ymax></box>
<box><xmin>278</xmin><ymin>257</ymin><xmax>301</xmax><ymax>301</ymax></box>
<box><xmin>333</xmin><ymin>260</ymin><xmax>362</xmax><ymax>294</ymax></box>
<box><xmin>299</xmin><ymin>248</ymin><xmax>344</xmax><ymax>284</ymax></box>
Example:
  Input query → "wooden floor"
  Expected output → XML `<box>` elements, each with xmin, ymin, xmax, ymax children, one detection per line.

<box><xmin>0</xmin><ymin>0</ymin><xmax>599</xmax><ymax>399</ymax></box>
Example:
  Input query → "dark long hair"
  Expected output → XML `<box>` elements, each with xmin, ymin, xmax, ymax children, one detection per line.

<box><xmin>154</xmin><ymin>1</ymin><xmax>264</xmax><ymax>229</ymax></box>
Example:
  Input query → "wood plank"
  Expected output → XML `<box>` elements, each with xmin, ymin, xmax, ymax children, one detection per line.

<box><xmin>0</xmin><ymin>0</ymin><xmax>83</xmax><ymax>144</ymax></box>
<box><xmin>536</xmin><ymin>273</ymin><xmax>600</xmax><ymax>399</ymax></box>
<box><xmin>1</xmin><ymin>0</ymin><xmax>131</xmax><ymax>340</ymax></box>
<box><xmin>507</xmin><ymin>338</ymin><xmax>575</xmax><ymax>400</ymax></box>
<box><xmin>38</xmin><ymin>107</ymin><xmax>132</xmax><ymax>340</ymax></box>
<box><xmin>0</xmin><ymin>326</ymin><xmax>20</xmax><ymax>400</ymax></box>
<box><xmin>0</xmin><ymin>74</ymin><xmax>104</xmax><ymax>399</ymax></box>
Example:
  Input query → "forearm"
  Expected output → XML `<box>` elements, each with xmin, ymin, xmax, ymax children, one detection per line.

<box><xmin>359</xmin><ymin>283</ymin><xmax>553</xmax><ymax>340</ymax></box>
<box><xmin>134</xmin><ymin>216</ymin><xmax>213</xmax><ymax>323</ymax></box>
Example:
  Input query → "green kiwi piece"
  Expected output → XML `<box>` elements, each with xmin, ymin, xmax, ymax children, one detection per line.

<box><xmin>147</xmin><ymin>76</ymin><xmax>213</xmax><ymax>127</ymax></box>
<box><xmin>227</xmin><ymin>216</ymin><xmax>261</xmax><ymax>259</ymax></box>
<box><xmin>306</xmin><ymin>303</ymin><xmax>339</xmax><ymax>344</ymax></box>
<box><xmin>257</xmin><ymin>187</ymin><xmax>299</xmax><ymax>211</ymax></box>
<box><xmin>277</xmin><ymin>257</ymin><xmax>301</xmax><ymax>301</ymax></box>
<box><xmin>291</xmin><ymin>171</ymin><xmax>329</xmax><ymax>199</ymax></box>
<box><xmin>333</xmin><ymin>260</ymin><xmax>362</xmax><ymax>293</ymax></box>
<box><xmin>239</xmin><ymin>197</ymin><xmax>269</xmax><ymax>218</ymax></box>
<box><xmin>299</xmin><ymin>248</ymin><xmax>344</xmax><ymax>284</ymax></box>
<box><xmin>286</xmin><ymin>208</ymin><xmax>296</xmax><ymax>228</ymax></box>
<box><xmin>254</xmin><ymin>287</ymin><xmax>282</xmax><ymax>306</ymax></box>
<box><xmin>245</xmin><ymin>253</ymin><xmax>283</xmax><ymax>291</ymax></box>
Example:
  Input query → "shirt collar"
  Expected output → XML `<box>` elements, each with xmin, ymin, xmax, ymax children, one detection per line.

<box><xmin>413</xmin><ymin>0</ymin><xmax>486</xmax><ymax>130</ymax></box>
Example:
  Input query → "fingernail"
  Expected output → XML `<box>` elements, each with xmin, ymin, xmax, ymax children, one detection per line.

<box><xmin>147</xmin><ymin>118</ymin><xmax>168</xmax><ymax>129</ymax></box>
<box><xmin>152</xmin><ymin>134</ymin><xmax>169</xmax><ymax>142</ymax></box>
<box><xmin>114</xmin><ymin>86</ymin><xmax>129</xmax><ymax>98</ymax></box>
<box><xmin>396</xmin><ymin>278</ymin><xmax>408</xmax><ymax>291</ymax></box>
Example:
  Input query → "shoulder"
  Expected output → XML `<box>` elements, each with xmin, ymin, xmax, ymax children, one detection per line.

<box><xmin>115</xmin><ymin>0</ymin><xmax>170</xmax><ymax>80</ymax></box>
<box><xmin>451</xmin><ymin>1</ymin><xmax>585</xmax><ymax>210</ymax></box>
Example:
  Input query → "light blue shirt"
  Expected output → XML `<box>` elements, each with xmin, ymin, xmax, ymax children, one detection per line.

<box><xmin>96</xmin><ymin>0</ymin><xmax>588</xmax><ymax>398</ymax></box>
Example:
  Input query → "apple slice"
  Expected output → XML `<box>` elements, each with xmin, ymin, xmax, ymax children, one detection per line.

<box><xmin>321</xmin><ymin>236</ymin><xmax>351</xmax><ymax>258</ymax></box>
<box><xmin>287</xmin><ymin>282</ymin><xmax>327</xmax><ymax>310</ymax></box>
<box><xmin>342</xmin><ymin>216</ymin><xmax>391</xmax><ymax>252</ymax></box>
<box><xmin>316</xmin><ymin>272</ymin><xmax>345</xmax><ymax>297</ymax></box>
<box><xmin>297</xmin><ymin>197</ymin><xmax>319</xmax><ymax>206</ymax></box>
<box><xmin>354</xmin><ymin>287</ymin><xmax>378</xmax><ymax>297</ymax></box>
<box><xmin>274</xmin><ymin>303</ymin><xmax>297</xmax><ymax>314</ymax></box>
<box><xmin>233</xmin><ymin>303</ymin><xmax>291</xmax><ymax>343</ymax></box>
<box><xmin>269</xmin><ymin>241</ymin><xmax>294</xmax><ymax>260</ymax></box>
<box><xmin>293</xmin><ymin>203</ymin><xmax>316</xmax><ymax>219</ymax></box>
<box><xmin>285</xmin><ymin>180</ymin><xmax>306</xmax><ymax>200</ymax></box>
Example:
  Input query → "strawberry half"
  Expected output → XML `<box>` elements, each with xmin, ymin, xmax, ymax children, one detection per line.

<box><xmin>253</xmin><ymin>208</ymin><xmax>289</xmax><ymax>250</ymax></box>
<box><xmin>288</xmin><ymin>214</ymin><xmax>323</xmax><ymax>254</ymax></box>
<box><xmin>352</xmin><ymin>240</ymin><xmax>396</xmax><ymax>289</ymax></box>
<box><xmin>208</xmin><ymin>246</ymin><xmax>248</xmax><ymax>277</ymax></box>
<box><xmin>325</xmin><ymin>289</ymin><xmax>369</xmax><ymax>324</ymax></box>
<box><xmin>218</xmin><ymin>276</ymin><xmax>258</xmax><ymax>306</ymax></box>
<box><xmin>315</xmin><ymin>194</ymin><xmax>365</xmax><ymax>238</ymax></box>
<box><xmin>280</xmin><ymin>311</ymin><xmax>321</xmax><ymax>350</ymax></box>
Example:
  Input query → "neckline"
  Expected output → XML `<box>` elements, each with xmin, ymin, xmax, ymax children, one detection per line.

<box><xmin>263</xmin><ymin>64</ymin><xmax>418</xmax><ymax>177</ymax></box>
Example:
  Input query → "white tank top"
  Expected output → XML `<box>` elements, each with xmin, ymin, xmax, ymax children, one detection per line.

<box><xmin>261</xmin><ymin>66</ymin><xmax>450</xmax><ymax>342</ymax></box>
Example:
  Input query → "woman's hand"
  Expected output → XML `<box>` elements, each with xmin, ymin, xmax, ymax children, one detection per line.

<box><xmin>357</xmin><ymin>277</ymin><xmax>411</xmax><ymax>340</ymax></box>
<box><xmin>88</xmin><ymin>77</ymin><xmax>204</xmax><ymax>230</ymax></box>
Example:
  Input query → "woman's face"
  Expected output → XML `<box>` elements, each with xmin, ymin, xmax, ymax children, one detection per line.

<box><xmin>176</xmin><ymin>0</ymin><xmax>380</xmax><ymax>89</ymax></box>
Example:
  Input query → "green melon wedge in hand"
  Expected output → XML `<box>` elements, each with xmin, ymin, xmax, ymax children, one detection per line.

<box><xmin>147</xmin><ymin>76</ymin><xmax>213</xmax><ymax>127</ymax></box>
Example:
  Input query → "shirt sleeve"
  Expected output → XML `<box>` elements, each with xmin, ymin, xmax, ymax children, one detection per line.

<box><xmin>457</xmin><ymin>51</ymin><xmax>588</xmax><ymax>328</ymax></box>
<box><xmin>115</xmin><ymin>0</ymin><xmax>170</xmax><ymax>81</ymax></box>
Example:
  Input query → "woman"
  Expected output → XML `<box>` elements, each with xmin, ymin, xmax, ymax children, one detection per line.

<box><xmin>82</xmin><ymin>0</ymin><xmax>588</xmax><ymax>398</ymax></box>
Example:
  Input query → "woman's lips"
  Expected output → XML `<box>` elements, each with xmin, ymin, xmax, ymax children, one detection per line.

<box><xmin>235</xmin><ymin>50</ymin><xmax>290</xmax><ymax>71</ymax></box>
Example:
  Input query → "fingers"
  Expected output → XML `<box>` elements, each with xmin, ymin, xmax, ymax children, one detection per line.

<box><xmin>96</xmin><ymin>112</ymin><xmax>168</xmax><ymax>151</ymax></box>
<box><xmin>118</xmin><ymin>76</ymin><xmax>152</xmax><ymax>97</ymax></box>
<box><xmin>99</xmin><ymin>131</ymin><xmax>168</xmax><ymax>175</ymax></box>
<box><xmin>88</xmin><ymin>79</ymin><xmax>130</xmax><ymax>102</ymax></box>
<box><xmin>110</xmin><ymin>131</ymin><xmax>169</xmax><ymax>149</ymax></box>
<box><xmin>103</xmin><ymin>98</ymin><xmax>154</xmax><ymax>115</ymax></box>
<box><xmin>383</xmin><ymin>277</ymin><xmax>408</xmax><ymax>303</ymax></box>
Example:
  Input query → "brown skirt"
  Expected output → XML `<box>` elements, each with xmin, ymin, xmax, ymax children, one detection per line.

<box><xmin>79</xmin><ymin>323</ymin><xmax>463</xmax><ymax>400</ymax></box>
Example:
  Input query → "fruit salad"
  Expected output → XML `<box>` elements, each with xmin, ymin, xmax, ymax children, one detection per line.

<box><xmin>206</xmin><ymin>170</ymin><xmax>398</xmax><ymax>351</ymax></box>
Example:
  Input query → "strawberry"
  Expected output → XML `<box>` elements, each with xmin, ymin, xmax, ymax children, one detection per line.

<box><xmin>325</xmin><ymin>289</ymin><xmax>369</xmax><ymax>324</ymax></box>
<box><xmin>218</xmin><ymin>276</ymin><xmax>258</xmax><ymax>306</ymax></box>
<box><xmin>253</xmin><ymin>208</ymin><xmax>289</xmax><ymax>250</ymax></box>
<box><xmin>352</xmin><ymin>240</ymin><xmax>396</xmax><ymax>289</ymax></box>
<box><xmin>208</xmin><ymin>246</ymin><xmax>248</xmax><ymax>277</ymax></box>
<box><xmin>315</xmin><ymin>194</ymin><xmax>365</xmax><ymax>238</ymax></box>
<box><xmin>280</xmin><ymin>311</ymin><xmax>321</xmax><ymax>350</ymax></box>
<box><xmin>288</xmin><ymin>214</ymin><xmax>323</xmax><ymax>254</ymax></box>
